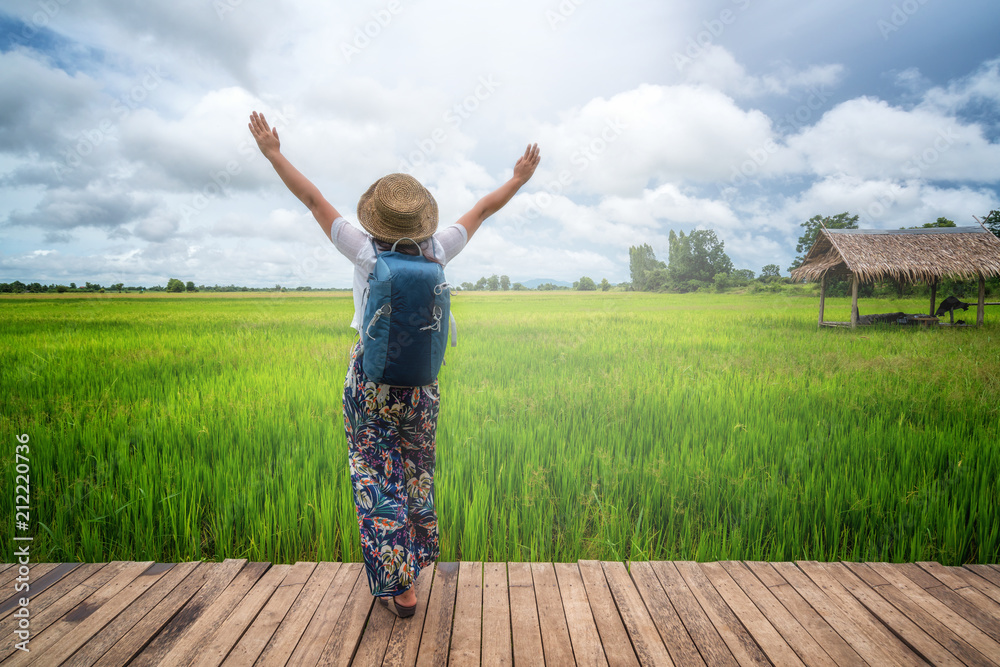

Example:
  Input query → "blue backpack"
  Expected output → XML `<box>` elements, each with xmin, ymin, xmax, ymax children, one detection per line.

<box><xmin>360</xmin><ymin>238</ymin><xmax>455</xmax><ymax>386</ymax></box>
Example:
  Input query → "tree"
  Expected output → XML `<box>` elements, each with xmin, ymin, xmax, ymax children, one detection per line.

<box><xmin>185</xmin><ymin>281</ymin><xmax>197</xmax><ymax>292</ymax></box>
<box><xmin>629</xmin><ymin>244</ymin><xmax>666</xmax><ymax>291</ymax></box>
<box><xmin>576</xmin><ymin>276</ymin><xmax>596</xmax><ymax>291</ymax></box>
<box><xmin>69</xmin><ymin>282</ymin><xmax>77</xmax><ymax>289</ymax></box>
<box><xmin>512</xmin><ymin>282</ymin><xmax>526</xmax><ymax>290</ymax></box>
<box><xmin>474</xmin><ymin>277</ymin><xmax>487</xmax><ymax>290</ymax></box>
<box><xmin>599</xmin><ymin>278</ymin><xmax>611</xmax><ymax>291</ymax></box>
<box><xmin>500</xmin><ymin>275</ymin><xmax>510</xmax><ymax>291</ymax></box>
<box><xmin>461</xmin><ymin>281</ymin><xmax>474</xmax><ymax>291</ymax></box>
<box><xmin>111</xmin><ymin>283</ymin><xmax>124</xmax><ymax>293</ymax></box>
<box><xmin>906</xmin><ymin>217</ymin><xmax>955</xmax><ymax>229</ymax></box>
<box><xmin>789</xmin><ymin>213</ymin><xmax>858</xmax><ymax>272</ymax></box>
<box><xmin>487</xmin><ymin>274</ymin><xmax>500</xmax><ymax>291</ymax></box>
<box><xmin>760</xmin><ymin>264</ymin><xmax>781</xmax><ymax>281</ymax></box>
<box><xmin>982</xmin><ymin>210</ymin><xmax>1000</xmax><ymax>238</ymax></box>
<box><xmin>667</xmin><ymin>229</ymin><xmax>733</xmax><ymax>284</ymax></box>
<box><xmin>166</xmin><ymin>278</ymin><xmax>185</xmax><ymax>293</ymax></box>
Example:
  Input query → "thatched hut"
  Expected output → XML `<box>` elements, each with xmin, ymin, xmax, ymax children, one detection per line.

<box><xmin>790</xmin><ymin>226</ymin><xmax>1000</xmax><ymax>328</ymax></box>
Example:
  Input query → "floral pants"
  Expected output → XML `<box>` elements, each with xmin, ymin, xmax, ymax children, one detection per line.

<box><xmin>342</xmin><ymin>341</ymin><xmax>441</xmax><ymax>597</ymax></box>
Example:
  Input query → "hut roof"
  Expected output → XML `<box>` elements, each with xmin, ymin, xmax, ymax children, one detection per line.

<box><xmin>789</xmin><ymin>226</ymin><xmax>1000</xmax><ymax>284</ymax></box>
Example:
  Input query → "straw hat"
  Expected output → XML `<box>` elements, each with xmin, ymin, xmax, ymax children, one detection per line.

<box><xmin>357</xmin><ymin>173</ymin><xmax>438</xmax><ymax>244</ymax></box>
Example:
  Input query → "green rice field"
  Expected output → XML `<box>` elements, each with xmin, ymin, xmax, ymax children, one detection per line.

<box><xmin>2</xmin><ymin>291</ymin><xmax>998</xmax><ymax>566</ymax></box>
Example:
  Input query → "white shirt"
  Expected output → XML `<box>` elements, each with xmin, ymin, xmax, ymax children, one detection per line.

<box><xmin>328</xmin><ymin>217</ymin><xmax>468</xmax><ymax>332</ymax></box>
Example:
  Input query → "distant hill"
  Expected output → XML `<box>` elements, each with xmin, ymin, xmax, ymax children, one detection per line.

<box><xmin>521</xmin><ymin>278</ymin><xmax>573</xmax><ymax>289</ymax></box>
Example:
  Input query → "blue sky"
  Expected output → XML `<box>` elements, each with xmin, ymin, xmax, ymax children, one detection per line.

<box><xmin>1</xmin><ymin>0</ymin><xmax>999</xmax><ymax>288</ymax></box>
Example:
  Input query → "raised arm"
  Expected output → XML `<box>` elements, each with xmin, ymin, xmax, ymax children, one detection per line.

<box><xmin>455</xmin><ymin>143</ymin><xmax>540</xmax><ymax>241</ymax></box>
<box><xmin>248</xmin><ymin>111</ymin><xmax>342</xmax><ymax>240</ymax></box>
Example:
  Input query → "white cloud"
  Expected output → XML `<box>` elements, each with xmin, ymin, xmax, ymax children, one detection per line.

<box><xmin>680</xmin><ymin>45</ymin><xmax>845</xmax><ymax>98</ymax></box>
<box><xmin>785</xmin><ymin>96</ymin><xmax>1000</xmax><ymax>181</ymax></box>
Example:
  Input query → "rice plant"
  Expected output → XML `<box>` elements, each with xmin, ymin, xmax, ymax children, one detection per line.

<box><xmin>1</xmin><ymin>291</ymin><xmax>997</xmax><ymax>565</ymax></box>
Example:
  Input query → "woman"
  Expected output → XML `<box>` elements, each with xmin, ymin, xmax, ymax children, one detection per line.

<box><xmin>248</xmin><ymin>111</ymin><xmax>540</xmax><ymax>616</ymax></box>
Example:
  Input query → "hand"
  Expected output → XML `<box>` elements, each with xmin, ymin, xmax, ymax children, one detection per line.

<box><xmin>248</xmin><ymin>111</ymin><xmax>280</xmax><ymax>160</ymax></box>
<box><xmin>512</xmin><ymin>143</ymin><xmax>540</xmax><ymax>185</ymax></box>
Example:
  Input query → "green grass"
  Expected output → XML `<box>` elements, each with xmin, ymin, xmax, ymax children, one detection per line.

<box><xmin>1</xmin><ymin>291</ymin><xmax>997</xmax><ymax>565</ymax></box>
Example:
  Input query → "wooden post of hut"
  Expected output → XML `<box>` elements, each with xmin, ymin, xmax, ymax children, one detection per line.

<box><xmin>818</xmin><ymin>272</ymin><xmax>827</xmax><ymax>327</ymax></box>
<box><xmin>850</xmin><ymin>273</ymin><xmax>859</xmax><ymax>329</ymax></box>
<box><xmin>929</xmin><ymin>279</ymin><xmax>937</xmax><ymax>318</ymax></box>
<box><xmin>979</xmin><ymin>274</ymin><xmax>986</xmax><ymax>327</ymax></box>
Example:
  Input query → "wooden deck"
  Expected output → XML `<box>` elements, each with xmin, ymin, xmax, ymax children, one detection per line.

<box><xmin>2</xmin><ymin>560</ymin><xmax>999</xmax><ymax>665</ymax></box>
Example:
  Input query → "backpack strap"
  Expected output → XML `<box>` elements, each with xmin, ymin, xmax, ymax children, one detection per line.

<box><xmin>391</xmin><ymin>237</ymin><xmax>418</xmax><ymax>252</ymax></box>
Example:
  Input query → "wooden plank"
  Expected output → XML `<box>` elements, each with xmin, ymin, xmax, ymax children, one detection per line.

<box><xmin>845</xmin><ymin>562</ymin><xmax>994</xmax><ymax>667</ymax></box>
<box><xmin>602</xmin><ymin>561</ymin><xmax>674</xmax><ymax>666</ymax></box>
<box><xmin>720</xmin><ymin>561</ymin><xmax>832</xmax><ymax>666</ymax></box>
<box><xmin>967</xmin><ymin>564</ymin><xmax>1000</xmax><ymax>590</ymax></box>
<box><xmin>318</xmin><ymin>564</ymin><xmax>378</xmax><ymax>666</ymax></box>
<box><xmin>449</xmin><ymin>561</ymin><xmax>484</xmax><ymax>666</ymax></box>
<box><xmin>506</xmin><ymin>561</ymin><xmax>545</xmax><ymax>667</ymax></box>
<box><xmin>844</xmin><ymin>563</ymin><xmax>993</xmax><ymax>665</ymax></box>
<box><xmin>353</xmin><ymin>590</ymin><xmax>397</xmax><ymax>667</ymax></box>
<box><xmin>866</xmin><ymin>562</ymin><xmax>1000</xmax><ymax>663</ymax></box>
<box><xmin>531</xmin><ymin>562</ymin><xmax>576</xmax><ymax>666</ymax></box>
<box><xmin>130</xmin><ymin>559</ymin><xmax>246</xmax><ymax>667</ymax></box>
<box><xmin>154</xmin><ymin>560</ymin><xmax>270</xmax><ymax>667</ymax></box>
<box><xmin>416</xmin><ymin>561</ymin><xmax>459</xmax><ymax>667</ymax></box>
<box><xmin>66</xmin><ymin>561</ymin><xmax>201</xmax><ymax>667</ymax></box>
<box><xmin>480</xmin><ymin>562</ymin><xmax>512</xmax><ymax>667</ymax></box>
<box><xmin>701</xmin><ymin>562</ymin><xmax>804</xmax><ymax>666</ymax></box>
<box><xmin>555</xmin><ymin>562</ymin><xmax>607</xmax><ymax>667</ymax></box>
<box><xmin>0</xmin><ymin>563</ymin><xmax>103</xmax><ymax>651</ymax></box>
<box><xmin>191</xmin><ymin>563</ymin><xmax>292</xmax><ymax>667</ymax></box>
<box><xmin>287</xmin><ymin>562</ymin><xmax>362</xmax><ymax>666</ymax></box>
<box><xmin>5</xmin><ymin>561</ymin><xmax>163</xmax><ymax>667</ymax></box>
<box><xmin>829</xmin><ymin>562</ymin><xmax>964</xmax><ymax>667</ymax></box>
<box><xmin>579</xmin><ymin>560</ymin><xmax>638</xmax><ymax>667</ymax></box>
<box><xmin>920</xmin><ymin>561</ymin><xmax>1000</xmax><ymax>610</ymax></box>
<box><xmin>221</xmin><ymin>561</ymin><xmax>316</xmax><ymax>666</ymax></box>
<box><xmin>255</xmin><ymin>561</ymin><xmax>341</xmax><ymax>666</ymax></box>
<box><xmin>651</xmin><ymin>561</ymin><xmax>736</xmax><ymax>667</ymax></box>
<box><xmin>771</xmin><ymin>561</ymin><xmax>897</xmax><ymax>666</ymax></box>
<box><xmin>628</xmin><ymin>561</ymin><xmax>702</xmax><ymax>666</ymax></box>
<box><xmin>897</xmin><ymin>562</ymin><xmax>1000</xmax><ymax>644</ymax></box>
<box><xmin>0</xmin><ymin>563</ymin><xmax>65</xmax><ymax>615</ymax></box>
<box><xmin>675</xmin><ymin>561</ymin><xmax>769</xmax><ymax>667</ymax></box>
<box><xmin>94</xmin><ymin>562</ymin><xmax>215</xmax><ymax>667</ymax></box>
<box><xmin>797</xmin><ymin>561</ymin><xmax>926</xmax><ymax>666</ymax></box>
<box><xmin>381</xmin><ymin>562</ymin><xmax>436</xmax><ymax>667</ymax></box>
<box><xmin>0</xmin><ymin>563</ymin><xmax>124</xmax><ymax>662</ymax></box>
<box><xmin>952</xmin><ymin>566</ymin><xmax>1000</xmax><ymax>607</ymax></box>
<box><xmin>744</xmin><ymin>562</ymin><xmax>864</xmax><ymax>667</ymax></box>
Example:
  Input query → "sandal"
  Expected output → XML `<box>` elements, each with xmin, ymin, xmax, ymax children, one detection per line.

<box><xmin>378</xmin><ymin>596</ymin><xmax>416</xmax><ymax>618</ymax></box>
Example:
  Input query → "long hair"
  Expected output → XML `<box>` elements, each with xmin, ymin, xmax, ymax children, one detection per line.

<box><xmin>374</xmin><ymin>238</ymin><xmax>443</xmax><ymax>265</ymax></box>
